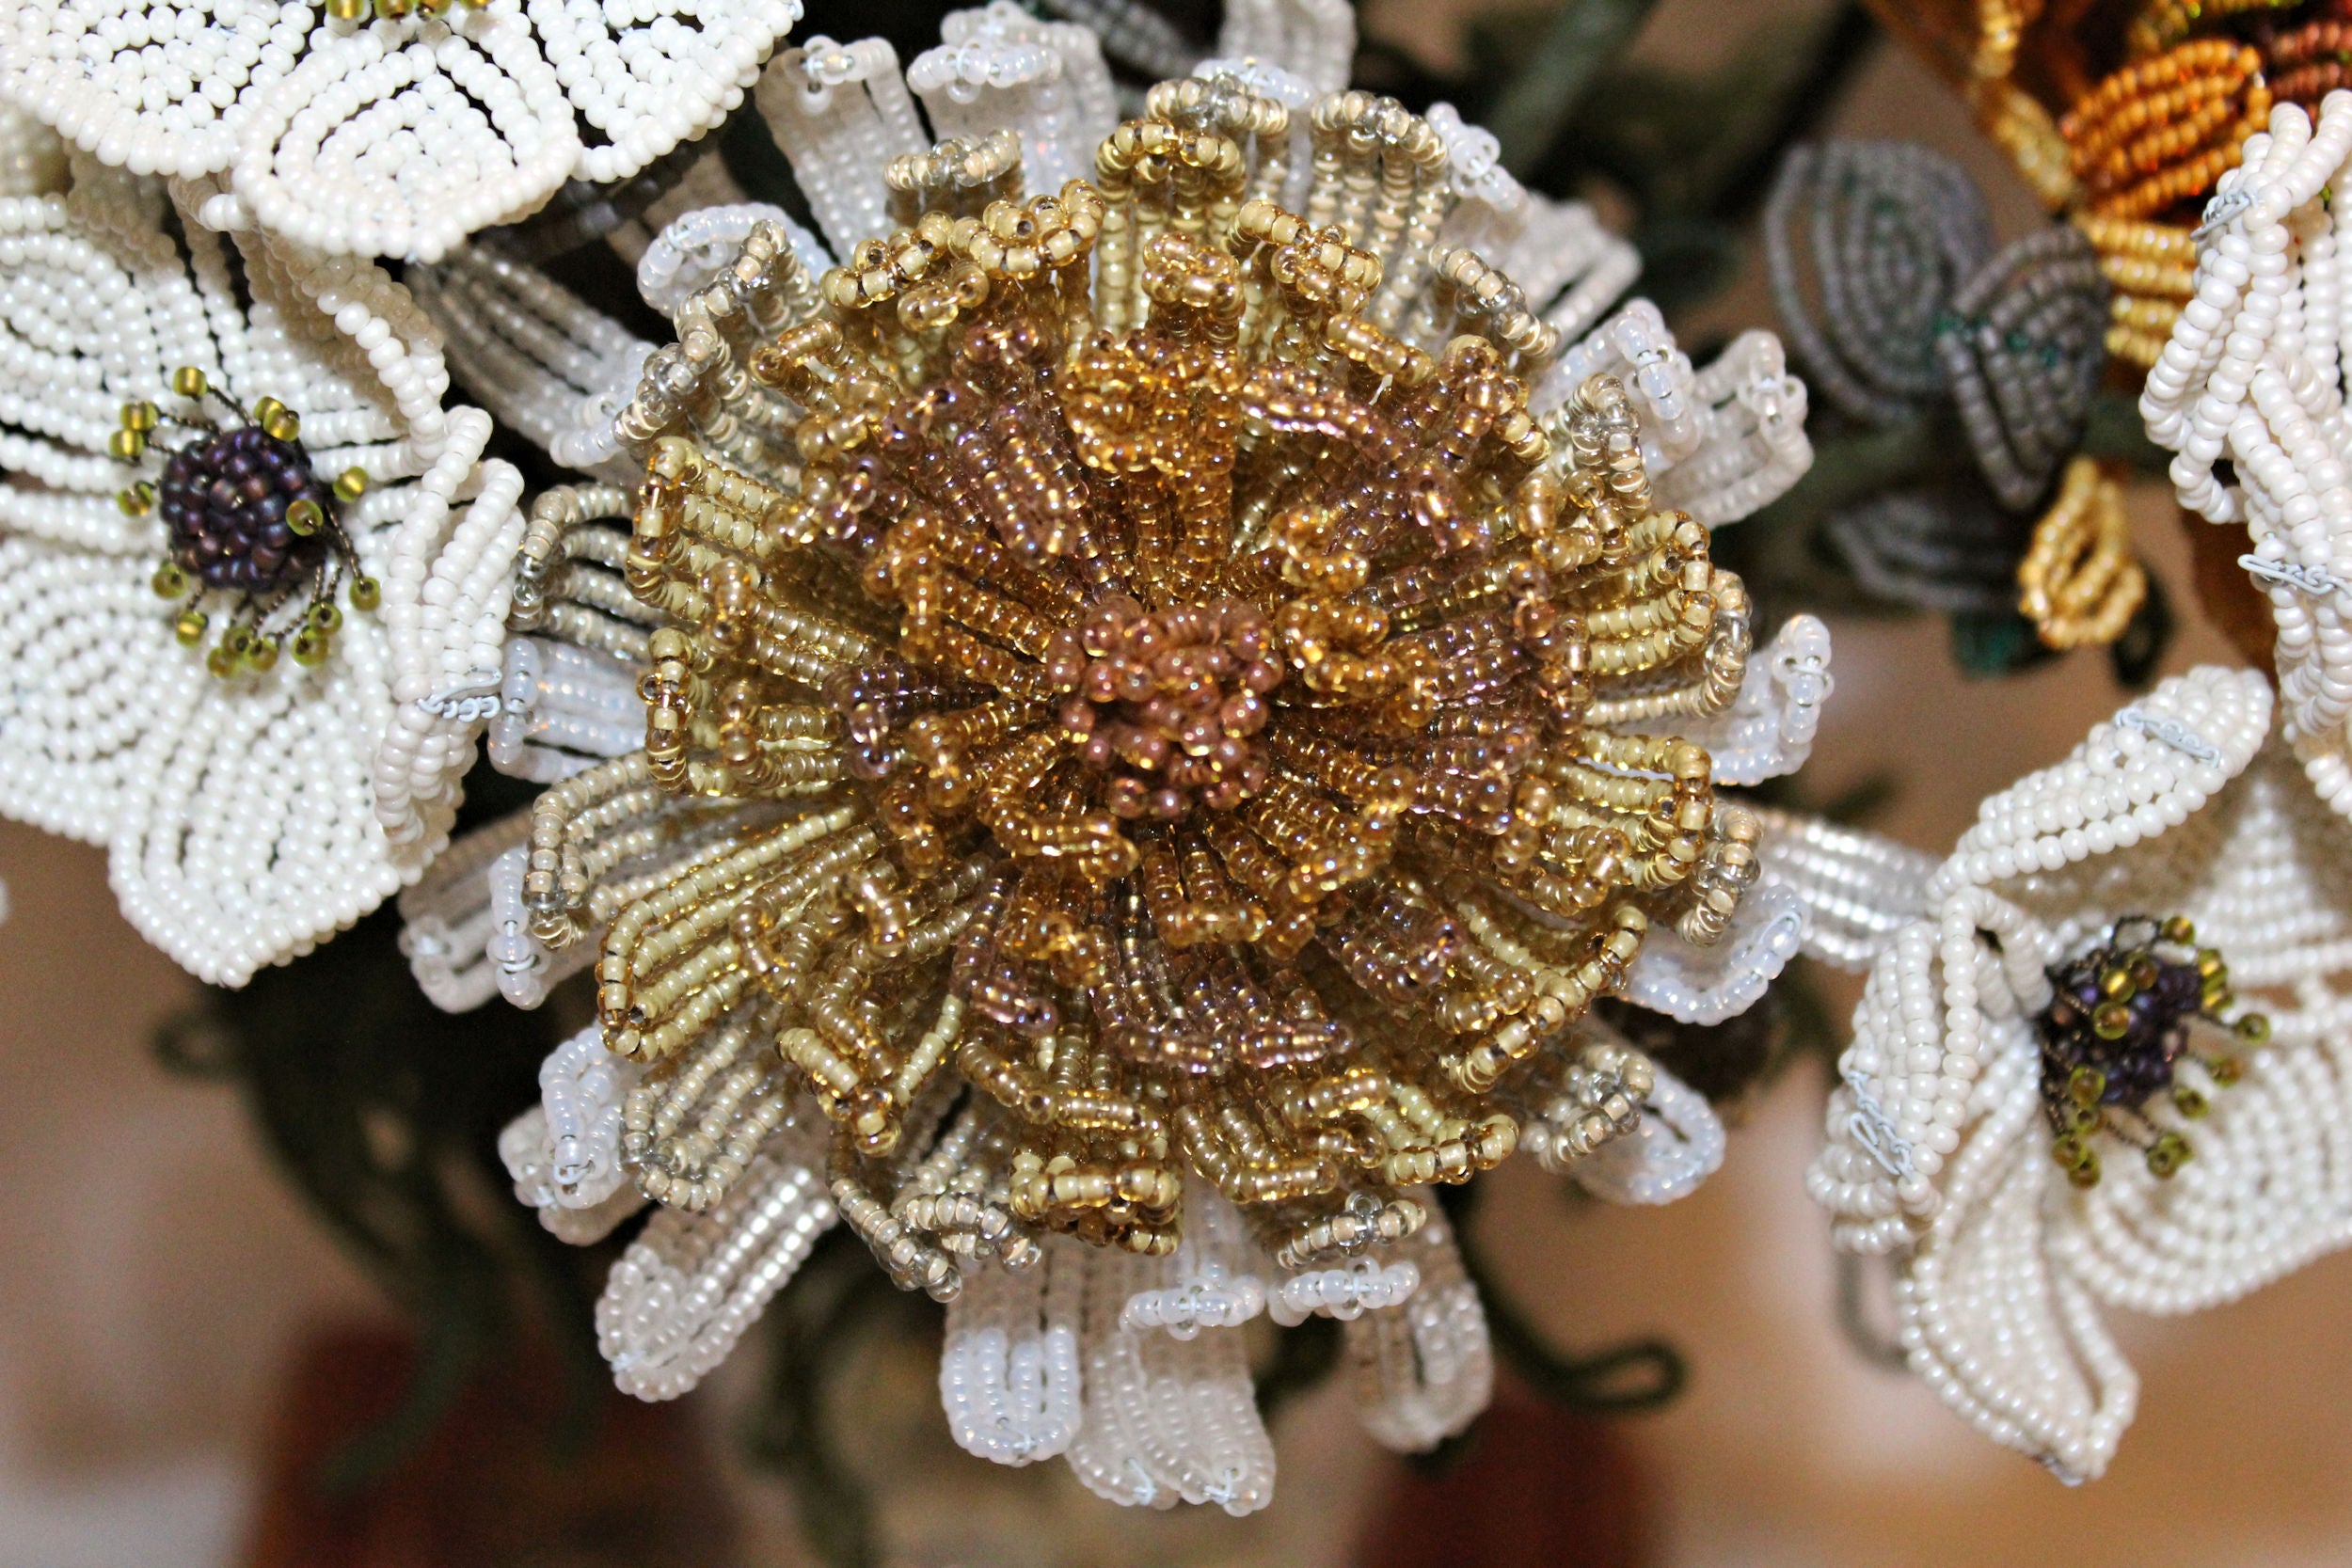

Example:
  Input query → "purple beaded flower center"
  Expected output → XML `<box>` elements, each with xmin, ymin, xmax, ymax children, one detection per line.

<box><xmin>160</xmin><ymin>425</ymin><xmax>334</xmax><ymax>593</ymax></box>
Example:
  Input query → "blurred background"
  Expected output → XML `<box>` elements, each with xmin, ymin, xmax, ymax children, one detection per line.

<box><xmin>7</xmin><ymin>1</ymin><xmax>2352</xmax><ymax>1565</ymax></box>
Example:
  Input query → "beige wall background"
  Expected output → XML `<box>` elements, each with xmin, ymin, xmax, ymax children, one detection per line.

<box><xmin>3</xmin><ymin>8</ymin><xmax>2349</xmax><ymax>1566</ymax></box>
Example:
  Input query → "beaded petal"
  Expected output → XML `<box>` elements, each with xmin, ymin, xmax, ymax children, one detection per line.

<box><xmin>1807</xmin><ymin>667</ymin><xmax>2352</xmax><ymax>1482</ymax></box>
<box><xmin>0</xmin><ymin>155</ymin><xmax>505</xmax><ymax>982</ymax></box>
<box><xmin>0</xmin><ymin>0</ymin><xmax>807</xmax><ymax>261</ymax></box>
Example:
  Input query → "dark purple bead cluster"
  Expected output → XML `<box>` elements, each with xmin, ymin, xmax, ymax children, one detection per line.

<box><xmin>160</xmin><ymin>426</ymin><xmax>331</xmax><ymax>592</ymax></box>
<box><xmin>2040</xmin><ymin>939</ymin><xmax>2202</xmax><ymax>1117</ymax></box>
<box><xmin>2035</xmin><ymin>914</ymin><xmax>2263</xmax><ymax>1184</ymax></box>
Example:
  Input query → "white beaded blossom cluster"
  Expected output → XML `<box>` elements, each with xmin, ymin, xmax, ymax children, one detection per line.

<box><xmin>2141</xmin><ymin>91</ymin><xmax>2352</xmax><ymax>818</ymax></box>
<box><xmin>0</xmin><ymin>152</ymin><xmax>514</xmax><ymax>983</ymax></box>
<box><xmin>0</xmin><ymin>0</ymin><xmax>807</xmax><ymax>261</ymax></box>
<box><xmin>1807</xmin><ymin>666</ymin><xmax>2352</xmax><ymax>1482</ymax></box>
<box><xmin>401</xmin><ymin>4</ymin><xmax>1841</xmax><ymax>1513</ymax></box>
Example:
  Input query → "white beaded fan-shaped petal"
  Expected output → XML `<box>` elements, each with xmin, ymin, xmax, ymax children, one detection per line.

<box><xmin>411</xmin><ymin>244</ymin><xmax>654</xmax><ymax>483</ymax></box>
<box><xmin>528</xmin><ymin>0</ymin><xmax>803</xmax><ymax>186</ymax></box>
<box><xmin>1619</xmin><ymin>879</ymin><xmax>1806</xmax><ymax>1026</ymax></box>
<box><xmin>635</xmin><ymin>201</ymin><xmax>831</xmax><ymax>318</ymax></box>
<box><xmin>3</xmin><ymin>0</ymin><xmax>802</xmax><ymax>257</ymax></box>
<box><xmin>229</xmin><ymin>10</ymin><xmax>582</xmax><ymax>264</ymax></box>
<box><xmin>940</xmin><ymin>1239</ymin><xmax>1086</xmax><ymax>1466</ymax></box>
<box><xmin>1752</xmin><ymin>805</ymin><xmax>1936</xmax><ymax>973</ymax></box>
<box><xmin>1343</xmin><ymin>1207</ymin><xmax>1492</xmax><ymax>1452</ymax></box>
<box><xmin>1067</xmin><ymin>1244</ymin><xmax>1278</xmax><ymax>1515</ymax></box>
<box><xmin>1213</xmin><ymin>0</ymin><xmax>1355</xmax><ymax>98</ymax></box>
<box><xmin>596</xmin><ymin>1133</ymin><xmax>837</xmax><ymax>1401</ymax></box>
<box><xmin>1570</xmin><ymin>1063</ymin><xmax>1726</xmax><ymax>1206</ymax></box>
<box><xmin>1636</xmin><ymin>612</ymin><xmax>1832</xmax><ymax>785</ymax></box>
<box><xmin>1930</xmin><ymin>665</ymin><xmax>2271</xmax><ymax>900</ymax></box>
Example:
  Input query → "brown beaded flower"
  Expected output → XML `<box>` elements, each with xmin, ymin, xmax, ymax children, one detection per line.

<box><xmin>523</xmin><ymin>94</ymin><xmax>1763</xmax><ymax>1292</ymax></box>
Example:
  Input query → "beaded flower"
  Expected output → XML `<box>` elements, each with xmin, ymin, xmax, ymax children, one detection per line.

<box><xmin>0</xmin><ymin>0</ymin><xmax>806</xmax><ymax>261</ymax></box>
<box><xmin>0</xmin><ymin>151</ymin><xmax>520</xmax><ymax>983</ymax></box>
<box><xmin>391</xmin><ymin>9</ymin><xmax>1830</xmax><ymax>1513</ymax></box>
<box><xmin>2140</xmin><ymin>95</ymin><xmax>2352</xmax><ymax>821</ymax></box>
<box><xmin>1808</xmin><ymin>666</ymin><xmax>2352</xmax><ymax>1482</ymax></box>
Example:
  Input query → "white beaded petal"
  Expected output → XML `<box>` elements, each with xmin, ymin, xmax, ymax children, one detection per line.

<box><xmin>396</xmin><ymin>795</ymin><xmax>529</xmax><ymax>1010</ymax></box>
<box><xmin>1212</xmin><ymin>0</ymin><xmax>1354</xmax><ymax>99</ymax></box>
<box><xmin>940</xmin><ymin>1239</ymin><xmax>1085</xmax><ymax>1466</ymax></box>
<box><xmin>1427</xmin><ymin>102</ymin><xmax>1641</xmax><ymax>345</ymax></box>
<box><xmin>1636</xmin><ymin>612</ymin><xmax>1832</xmax><ymax>785</ymax></box>
<box><xmin>411</xmin><ymin>243</ymin><xmax>653</xmax><ymax>483</ymax></box>
<box><xmin>2</xmin><ymin>0</ymin><xmax>804</xmax><ymax>261</ymax></box>
<box><xmin>907</xmin><ymin>4</ymin><xmax>1116</xmax><ymax>197</ymax></box>
<box><xmin>1569</xmin><ymin>1062</ymin><xmax>1725</xmax><ymax>1206</ymax></box>
<box><xmin>0</xmin><ymin>161</ymin><xmax>508</xmax><ymax>984</ymax></box>
<box><xmin>1618</xmin><ymin>878</ymin><xmax>1806</xmax><ymax>1025</ymax></box>
<box><xmin>2140</xmin><ymin>94</ymin><xmax>2352</xmax><ymax>817</ymax></box>
<box><xmin>635</xmin><ymin>200</ymin><xmax>829</xmax><ymax>318</ymax></box>
<box><xmin>1752</xmin><ymin>805</ymin><xmax>1937</xmax><ymax>973</ymax></box>
<box><xmin>596</xmin><ymin>1125</ymin><xmax>836</xmax><ymax>1401</ymax></box>
<box><xmin>1066</xmin><ymin>1243</ymin><xmax>1278</xmax><ymax>1515</ymax></box>
<box><xmin>1804</xmin><ymin>668</ymin><xmax>2352</xmax><ymax>1481</ymax></box>
<box><xmin>499</xmin><ymin>1103</ymin><xmax>650</xmax><ymax>1244</ymax></box>
<box><xmin>1544</xmin><ymin>302</ymin><xmax>1814</xmax><ymax>527</ymax></box>
<box><xmin>753</xmin><ymin>36</ymin><xmax>926</xmax><ymax>259</ymax></box>
<box><xmin>1343</xmin><ymin>1205</ymin><xmax>1492</xmax><ymax>1453</ymax></box>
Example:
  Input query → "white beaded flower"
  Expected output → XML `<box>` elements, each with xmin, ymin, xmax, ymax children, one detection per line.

<box><xmin>0</xmin><ymin>155</ymin><xmax>514</xmax><ymax>983</ymax></box>
<box><xmin>386</xmin><ymin>4</ymin><xmax>1831</xmax><ymax>1513</ymax></box>
<box><xmin>1807</xmin><ymin>666</ymin><xmax>2352</xmax><ymax>1483</ymax></box>
<box><xmin>2142</xmin><ymin>94</ymin><xmax>2352</xmax><ymax>820</ymax></box>
<box><xmin>0</xmin><ymin>0</ymin><xmax>805</xmax><ymax>261</ymax></box>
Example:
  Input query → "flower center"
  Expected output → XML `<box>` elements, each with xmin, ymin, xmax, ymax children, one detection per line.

<box><xmin>2036</xmin><ymin>913</ymin><xmax>2269</xmax><ymax>1183</ymax></box>
<box><xmin>115</xmin><ymin>370</ymin><xmax>376</xmax><ymax>676</ymax></box>
<box><xmin>162</xmin><ymin>425</ymin><xmax>333</xmax><ymax>592</ymax></box>
<box><xmin>1048</xmin><ymin>594</ymin><xmax>1279</xmax><ymax>818</ymax></box>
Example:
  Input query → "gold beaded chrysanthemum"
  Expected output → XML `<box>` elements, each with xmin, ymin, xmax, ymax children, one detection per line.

<box><xmin>525</xmin><ymin>85</ymin><xmax>1761</xmax><ymax>1293</ymax></box>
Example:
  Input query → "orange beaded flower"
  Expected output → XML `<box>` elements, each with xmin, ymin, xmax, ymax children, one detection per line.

<box><xmin>2060</xmin><ymin>40</ymin><xmax>2272</xmax><ymax>221</ymax></box>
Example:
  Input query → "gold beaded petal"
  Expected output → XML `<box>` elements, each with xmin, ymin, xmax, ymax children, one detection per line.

<box><xmin>528</xmin><ymin>90</ymin><xmax>1763</xmax><ymax>1294</ymax></box>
